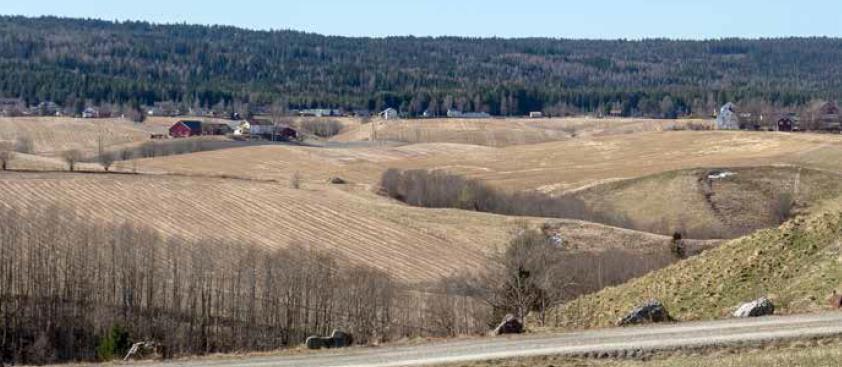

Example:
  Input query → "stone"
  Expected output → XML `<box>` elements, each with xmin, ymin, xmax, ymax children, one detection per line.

<box><xmin>328</xmin><ymin>176</ymin><xmax>347</xmax><ymax>184</ymax></box>
<box><xmin>305</xmin><ymin>329</ymin><xmax>354</xmax><ymax>350</ymax></box>
<box><xmin>617</xmin><ymin>300</ymin><xmax>673</xmax><ymax>326</ymax></box>
<box><xmin>829</xmin><ymin>292</ymin><xmax>842</xmax><ymax>309</ymax></box>
<box><xmin>123</xmin><ymin>341</ymin><xmax>165</xmax><ymax>361</ymax></box>
<box><xmin>493</xmin><ymin>314</ymin><xmax>524</xmax><ymax>335</ymax></box>
<box><xmin>732</xmin><ymin>297</ymin><xmax>775</xmax><ymax>318</ymax></box>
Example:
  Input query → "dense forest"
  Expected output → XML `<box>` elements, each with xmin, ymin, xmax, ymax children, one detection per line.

<box><xmin>1</xmin><ymin>16</ymin><xmax>842</xmax><ymax>117</ymax></box>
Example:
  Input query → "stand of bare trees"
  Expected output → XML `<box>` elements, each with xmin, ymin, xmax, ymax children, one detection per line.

<box><xmin>0</xmin><ymin>205</ymin><xmax>488</xmax><ymax>365</ymax></box>
<box><xmin>380</xmin><ymin>169</ymin><xmax>632</xmax><ymax>229</ymax></box>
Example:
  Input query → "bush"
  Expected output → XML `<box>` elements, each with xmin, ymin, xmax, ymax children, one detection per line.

<box><xmin>97</xmin><ymin>324</ymin><xmax>131</xmax><ymax>361</ymax></box>
<box><xmin>15</xmin><ymin>136</ymin><xmax>34</xmax><ymax>154</ymax></box>
<box><xmin>300</xmin><ymin>119</ymin><xmax>342</xmax><ymax>138</ymax></box>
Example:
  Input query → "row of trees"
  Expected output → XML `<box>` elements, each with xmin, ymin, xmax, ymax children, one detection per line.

<box><xmin>2</xmin><ymin>17</ymin><xmax>842</xmax><ymax>118</ymax></box>
<box><xmin>0</xmin><ymin>205</ymin><xmax>489</xmax><ymax>364</ymax></box>
<box><xmin>0</xmin><ymin>200</ymin><xmax>685</xmax><ymax>365</ymax></box>
<box><xmin>380</xmin><ymin>169</ymin><xmax>632</xmax><ymax>229</ymax></box>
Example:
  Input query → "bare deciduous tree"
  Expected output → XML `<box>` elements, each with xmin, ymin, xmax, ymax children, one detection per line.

<box><xmin>0</xmin><ymin>142</ymin><xmax>13</xmax><ymax>170</ymax></box>
<box><xmin>290</xmin><ymin>171</ymin><xmax>302</xmax><ymax>189</ymax></box>
<box><xmin>62</xmin><ymin>149</ymin><xmax>82</xmax><ymax>171</ymax></box>
<box><xmin>0</xmin><ymin>204</ymin><xmax>489</xmax><ymax>365</ymax></box>
<box><xmin>99</xmin><ymin>151</ymin><xmax>116</xmax><ymax>171</ymax></box>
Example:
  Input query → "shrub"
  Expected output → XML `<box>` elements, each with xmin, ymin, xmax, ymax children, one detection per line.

<box><xmin>97</xmin><ymin>324</ymin><xmax>131</xmax><ymax>361</ymax></box>
<box><xmin>15</xmin><ymin>136</ymin><xmax>34</xmax><ymax>154</ymax></box>
<box><xmin>300</xmin><ymin>119</ymin><xmax>342</xmax><ymax>138</ymax></box>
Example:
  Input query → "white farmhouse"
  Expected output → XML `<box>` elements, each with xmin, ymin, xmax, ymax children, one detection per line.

<box><xmin>380</xmin><ymin>108</ymin><xmax>398</xmax><ymax>120</ymax></box>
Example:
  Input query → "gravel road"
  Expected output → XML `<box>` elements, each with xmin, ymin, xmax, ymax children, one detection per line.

<box><xmin>137</xmin><ymin>312</ymin><xmax>842</xmax><ymax>367</ymax></box>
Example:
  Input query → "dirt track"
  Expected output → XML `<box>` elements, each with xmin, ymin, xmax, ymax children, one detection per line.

<box><xmin>141</xmin><ymin>312</ymin><xmax>842</xmax><ymax>367</ymax></box>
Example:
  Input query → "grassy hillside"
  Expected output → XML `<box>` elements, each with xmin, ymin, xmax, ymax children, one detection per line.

<box><xmin>570</xmin><ymin>166</ymin><xmax>842</xmax><ymax>238</ymax></box>
<box><xmin>550</xmin><ymin>203</ymin><xmax>842</xmax><ymax>329</ymax></box>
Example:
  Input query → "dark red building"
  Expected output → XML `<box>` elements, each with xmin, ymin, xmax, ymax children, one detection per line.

<box><xmin>169</xmin><ymin>120</ymin><xmax>202</xmax><ymax>138</ymax></box>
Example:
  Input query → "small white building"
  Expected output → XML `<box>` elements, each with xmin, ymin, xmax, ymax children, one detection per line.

<box><xmin>529</xmin><ymin>111</ymin><xmax>543</xmax><ymax>118</ymax></box>
<box><xmin>380</xmin><ymin>108</ymin><xmax>398</xmax><ymax>120</ymax></box>
<box><xmin>82</xmin><ymin>107</ymin><xmax>100</xmax><ymax>119</ymax></box>
<box><xmin>446</xmin><ymin>109</ymin><xmax>463</xmax><ymax>118</ymax></box>
<box><xmin>716</xmin><ymin>103</ymin><xmax>740</xmax><ymax>130</ymax></box>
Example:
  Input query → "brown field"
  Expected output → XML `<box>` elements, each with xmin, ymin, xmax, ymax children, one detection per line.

<box><xmin>4</xmin><ymin>117</ymin><xmax>842</xmax><ymax>283</ymax></box>
<box><xmin>0</xmin><ymin>116</ymin><xmax>150</xmax><ymax>155</ymax></box>
<box><xmin>0</xmin><ymin>171</ymin><xmax>688</xmax><ymax>284</ymax></box>
<box><xmin>334</xmin><ymin>117</ymin><xmax>714</xmax><ymax>147</ymax></box>
<box><xmin>130</xmin><ymin>130</ymin><xmax>842</xmax><ymax>194</ymax></box>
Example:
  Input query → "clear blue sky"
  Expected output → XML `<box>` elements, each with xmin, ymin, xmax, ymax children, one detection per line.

<box><xmin>4</xmin><ymin>0</ymin><xmax>842</xmax><ymax>39</ymax></box>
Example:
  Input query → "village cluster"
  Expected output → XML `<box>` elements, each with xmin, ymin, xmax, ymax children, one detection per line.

<box><xmin>2</xmin><ymin>97</ymin><xmax>842</xmax><ymax>143</ymax></box>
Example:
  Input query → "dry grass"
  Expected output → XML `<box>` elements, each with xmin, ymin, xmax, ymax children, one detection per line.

<box><xmin>0</xmin><ymin>116</ymin><xmax>150</xmax><ymax>155</ymax></box>
<box><xmin>0</xmin><ymin>172</ymin><xmax>685</xmax><ymax>284</ymax></box>
<box><xmin>569</xmin><ymin>166</ymin><xmax>842</xmax><ymax>238</ymax></box>
<box><xmin>130</xmin><ymin>130</ymin><xmax>842</xmax><ymax>196</ymax></box>
<box><xmin>549</xmin><ymin>201</ymin><xmax>842</xmax><ymax>329</ymax></box>
<box><xmin>337</xmin><ymin>117</ymin><xmax>714</xmax><ymax>147</ymax></box>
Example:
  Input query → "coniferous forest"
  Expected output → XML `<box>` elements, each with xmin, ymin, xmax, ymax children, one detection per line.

<box><xmin>2</xmin><ymin>16</ymin><xmax>842</xmax><ymax>116</ymax></box>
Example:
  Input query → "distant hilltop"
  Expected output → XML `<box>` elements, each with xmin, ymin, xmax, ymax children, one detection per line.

<box><xmin>1</xmin><ymin>16</ymin><xmax>842</xmax><ymax>118</ymax></box>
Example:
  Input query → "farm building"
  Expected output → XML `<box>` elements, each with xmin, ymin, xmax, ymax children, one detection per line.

<box><xmin>201</xmin><ymin>122</ymin><xmax>232</xmax><ymax>136</ymax></box>
<box><xmin>299</xmin><ymin>109</ymin><xmax>338</xmax><ymax>117</ymax></box>
<box><xmin>169</xmin><ymin>120</ymin><xmax>203</xmax><ymax>138</ymax></box>
<box><xmin>0</xmin><ymin>98</ymin><xmax>25</xmax><ymax>116</ymax></box>
<box><xmin>529</xmin><ymin>111</ymin><xmax>544</xmax><ymax>118</ymax></box>
<box><xmin>461</xmin><ymin>112</ymin><xmax>491</xmax><ymax>119</ymax></box>
<box><xmin>31</xmin><ymin>101</ymin><xmax>60</xmax><ymax>116</ymax></box>
<box><xmin>446</xmin><ymin>109</ymin><xmax>490</xmax><ymax>119</ymax></box>
<box><xmin>817</xmin><ymin>101</ymin><xmax>841</xmax><ymax>130</ymax></box>
<box><xmin>82</xmin><ymin>107</ymin><xmax>100</xmax><ymax>119</ymax></box>
<box><xmin>609</xmin><ymin>104</ymin><xmax>623</xmax><ymax>117</ymax></box>
<box><xmin>274</xmin><ymin>124</ymin><xmax>298</xmax><ymax>140</ymax></box>
<box><xmin>716</xmin><ymin>103</ymin><xmax>740</xmax><ymax>130</ymax></box>
<box><xmin>352</xmin><ymin>110</ymin><xmax>372</xmax><ymax>118</ymax></box>
<box><xmin>248</xmin><ymin>118</ymin><xmax>275</xmax><ymax>135</ymax></box>
<box><xmin>777</xmin><ymin>114</ymin><xmax>798</xmax><ymax>132</ymax></box>
<box><xmin>380</xmin><ymin>108</ymin><xmax>398</xmax><ymax>120</ymax></box>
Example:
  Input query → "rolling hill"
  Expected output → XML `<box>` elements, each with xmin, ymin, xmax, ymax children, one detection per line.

<box><xmin>550</xmin><ymin>198</ymin><xmax>842</xmax><ymax>329</ymax></box>
<box><xmin>0</xmin><ymin>171</ymin><xmax>692</xmax><ymax>284</ymax></box>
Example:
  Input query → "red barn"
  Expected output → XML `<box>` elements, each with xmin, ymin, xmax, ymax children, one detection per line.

<box><xmin>169</xmin><ymin>120</ymin><xmax>202</xmax><ymax>138</ymax></box>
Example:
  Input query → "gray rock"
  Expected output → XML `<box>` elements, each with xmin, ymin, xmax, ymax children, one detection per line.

<box><xmin>123</xmin><ymin>341</ymin><xmax>165</xmax><ymax>361</ymax></box>
<box><xmin>617</xmin><ymin>300</ymin><xmax>673</xmax><ymax>326</ymax></box>
<box><xmin>305</xmin><ymin>329</ymin><xmax>354</xmax><ymax>350</ymax></box>
<box><xmin>733</xmin><ymin>297</ymin><xmax>775</xmax><ymax>318</ymax></box>
<box><xmin>493</xmin><ymin>314</ymin><xmax>524</xmax><ymax>335</ymax></box>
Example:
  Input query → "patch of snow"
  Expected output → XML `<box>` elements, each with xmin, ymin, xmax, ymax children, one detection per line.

<box><xmin>708</xmin><ymin>171</ymin><xmax>736</xmax><ymax>180</ymax></box>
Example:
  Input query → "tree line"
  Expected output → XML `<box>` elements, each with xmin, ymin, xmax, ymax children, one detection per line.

<box><xmin>380</xmin><ymin>168</ymin><xmax>632</xmax><ymax>229</ymax></box>
<box><xmin>1</xmin><ymin>16</ymin><xmax>842</xmax><ymax>118</ymax></box>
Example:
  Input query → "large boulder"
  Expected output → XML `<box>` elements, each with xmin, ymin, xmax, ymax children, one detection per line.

<box><xmin>732</xmin><ymin>297</ymin><xmax>775</xmax><ymax>318</ymax></box>
<box><xmin>123</xmin><ymin>341</ymin><xmax>165</xmax><ymax>361</ymax></box>
<box><xmin>493</xmin><ymin>314</ymin><xmax>524</xmax><ymax>335</ymax></box>
<box><xmin>829</xmin><ymin>291</ymin><xmax>842</xmax><ymax>309</ymax></box>
<box><xmin>305</xmin><ymin>330</ymin><xmax>354</xmax><ymax>350</ymax></box>
<box><xmin>617</xmin><ymin>300</ymin><xmax>672</xmax><ymax>326</ymax></box>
